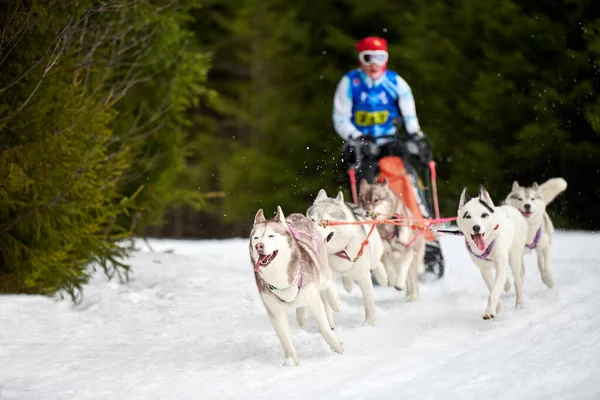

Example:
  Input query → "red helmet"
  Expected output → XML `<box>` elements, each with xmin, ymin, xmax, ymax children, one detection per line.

<box><xmin>355</xmin><ymin>37</ymin><xmax>388</xmax><ymax>52</ymax></box>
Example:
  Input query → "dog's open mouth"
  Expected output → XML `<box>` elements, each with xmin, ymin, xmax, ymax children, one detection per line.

<box><xmin>520</xmin><ymin>210</ymin><xmax>533</xmax><ymax>217</ymax></box>
<box><xmin>254</xmin><ymin>250</ymin><xmax>278</xmax><ymax>272</ymax></box>
<box><xmin>471</xmin><ymin>233</ymin><xmax>486</xmax><ymax>251</ymax></box>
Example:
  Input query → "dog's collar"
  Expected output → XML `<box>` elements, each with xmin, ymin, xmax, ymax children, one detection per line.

<box><xmin>465</xmin><ymin>239</ymin><xmax>496</xmax><ymax>262</ymax></box>
<box><xmin>526</xmin><ymin>226</ymin><xmax>542</xmax><ymax>249</ymax></box>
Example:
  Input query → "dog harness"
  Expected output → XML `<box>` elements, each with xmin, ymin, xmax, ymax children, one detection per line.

<box><xmin>525</xmin><ymin>226</ymin><xmax>542</xmax><ymax>249</ymax></box>
<box><xmin>288</xmin><ymin>224</ymin><xmax>318</xmax><ymax>253</ymax></box>
<box><xmin>265</xmin><ymin>272</ymin><xmax>303</xmax><ymax>303</ymax></box>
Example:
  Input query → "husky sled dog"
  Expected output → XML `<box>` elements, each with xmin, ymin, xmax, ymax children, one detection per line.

<box><xmin>249</xmin><ymin>206</ymin><xmax>344</xmax><ymax>366</ymax></box>
<box><xmin>306</xmin><ymin>189</ymin><xmax>388</xmax><ymax>325</ymax></box>
<box><xmin>358</xmin><ymin>179</ymin><xmax>426</xmax><ymax>301</ymax></box>
<box><xmin>504</xmin><ymin>178</ymin><xmax>567</xmax><ymax>289</ymax></box>
<box><xmin>457</xmin><ymin>186</ymin><xmax>529</xmax><ymax>319</ymax></box>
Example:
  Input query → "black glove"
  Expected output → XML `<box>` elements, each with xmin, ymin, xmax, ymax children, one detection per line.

<box><xmin>408</xmin><ymin>131</ymin><xmax>433</xmax><ymax>164</ymax></box>
<box><xmin>349</xmin><ymin>134</ymin><xmax>378</xmax><ymax>157</ymax></box>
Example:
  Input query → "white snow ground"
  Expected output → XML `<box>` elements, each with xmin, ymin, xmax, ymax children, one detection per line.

<box><xmin>1</xmin><ymin>231</ymin><xmax>599</xmax><ymax>400</ymax></box>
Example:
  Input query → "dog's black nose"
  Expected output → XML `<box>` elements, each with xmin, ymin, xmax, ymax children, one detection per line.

<box><xmin>524</xmin><ymin>204</ymin><xmax>531</xmax><ymax>211</ymax></box>
<box><xmin>255</xmin><ymin>242</ymin><xmax>264</xmax><ymax>252</ymax></box>
<box><xmin>326</xmin><ymin>232</ymin><xmax>334</xmax><ymax>242</ymax></box>
<box><xmin>473</xmin><ymin>225</ymin><xmax>481</xmax><ymax>233</ymax></box>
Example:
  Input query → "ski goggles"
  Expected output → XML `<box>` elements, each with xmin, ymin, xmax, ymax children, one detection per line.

<box><xmin>358</xmin><ymin>50</ymin><xmax>388</xmax><ymax>66</ymax></box>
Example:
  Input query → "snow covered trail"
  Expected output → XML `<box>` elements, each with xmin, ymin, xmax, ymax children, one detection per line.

<box><xmin>1</xmin><ymin>231</ymin><xmax>599</xmax><ymax>399</ymax></box>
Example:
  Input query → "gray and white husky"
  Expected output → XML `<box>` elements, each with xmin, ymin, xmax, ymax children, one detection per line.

<box><xmin>457</xmin><ymin>186</ymin><xmax>529</xmax><ymax>320</ymax></box>
<box><xmin>249</xmin><ymin>206</ymin><xmax>344</xmax><ymax>366</ymax></box>
<box><xmin>306</xmin><ymin>189</ymin><xmax>388</xmax><ymax>326</ymax></box>
<box><xmin>358</xmin><ymin>179</ymin><xmax>426</xmax><ymax>301</ymax></box>
<box><xmin>504</xmin><ymin>177</ymin><xmax>567</xmax><ymax>288</ymax></box>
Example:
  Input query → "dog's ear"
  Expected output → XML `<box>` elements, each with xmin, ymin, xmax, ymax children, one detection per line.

<box><xmin>275</xmin><ymin>205</ymin><xmax>289</xmax><ymax>228</ymax></box>
<box><xmin>316</xmin><ymin>189</ymin><xmax>328</xmax><ymax>202</ymax></box>
<box><xmin>532</xmin><ymin>182</ymin><xmax>539</xmax><ymax>191</ymax></box>
<box><xmin>335</xmin><ymin>191</ymin><xmax>344</xmax><ymax>203</ymax></box>
<box><xmin>459</xmin><ymin>187</ymin><xmax>470</xmax><ymax>208</ymax></box>
<box><xmin>380</xmin><ymin>177</ymin><xmax>389</xmax><ymax>187</ymax></box>
<box><xmin>512</xmin><ymin>181</ymin><xmax>520</xmax><ymax>192</ymax></box>
<box><xmin>254</xmin><ymin>209</ymin><xmax>266</xmax><ymax>225</ymax></box>
<box><xmin>479</xmin><ymin>185</ymin><xmax>495</xmax><ymax>209</ymax></box>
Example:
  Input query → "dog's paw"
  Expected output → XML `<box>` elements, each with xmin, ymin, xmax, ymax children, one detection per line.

<box><xmin>482</xmin><ymin>307</ymin><xmax>496</xmax><ymax>320</ymax></box>
<box><xmin>406</xmin><ymin>293</ymin><xmax>419</xmax><ymax>302</ymax></box>
<box><xmin>363</xmin><ymin>316</ymin><xmax>376</xmax><ymax>326</ymax></box>
<box><xmin>515</xmin><ymin>300</ymin><xmax>525</xmax><ymax>309</ymax></box>
<box><xmin>283</xmin><ymin>356</ymin><xmax>298</xmax><ymax>367</ymax></box>
<box><xmin>543</xmin><ymin>275</ymin><xmax>554</xmax><ymax>289</ymax></box>
<box><xmin>482</xmin><ymin>312</ymin><xmax>495</xmax><ymax>320</ymax></box>
<box><xmin>394</xmin><ymin>286</ymin><xmax>403</xmax><ymax>292</ymax></box>
<box><xmin>330</xmin><ymin>341</ymin><xmax>344</xmax><ymax>354</ymax></box>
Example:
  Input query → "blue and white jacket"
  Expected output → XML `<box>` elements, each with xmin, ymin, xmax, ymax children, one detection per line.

<box><xmin>333</xmin><ymin>69</ymin><xmax>421</xmax><ymax>142</ymax></box>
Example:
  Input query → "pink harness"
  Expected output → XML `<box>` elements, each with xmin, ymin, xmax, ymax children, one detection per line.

<box><xmin>288</xmin><ymin>224</ymin><xmax>318</xmax><ymax>253</ymax></box>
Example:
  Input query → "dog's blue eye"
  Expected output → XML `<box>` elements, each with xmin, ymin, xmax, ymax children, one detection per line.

<box><xmin>481</xmin><ymin>213</ymin><xmax>489</xmax><ymax>218</ymax></box>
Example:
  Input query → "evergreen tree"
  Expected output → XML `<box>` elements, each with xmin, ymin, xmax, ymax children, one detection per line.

<box><xmin>0</xmin><ymin>0</ymin><xmax>210</xmax><ymax>300</ymax></box>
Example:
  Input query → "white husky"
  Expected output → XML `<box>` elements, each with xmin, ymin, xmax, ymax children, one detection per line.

<box><xmin>249</xmin><ymin>206</ymin><xmax>344</xmax><ymax>366</ymax></box>
<box><xmin>456</xmin><ymin>186</ymin><xmax>529</xmax><ymax>319</ymax></box>
<box><xmin>504</xmin><ymin>177</ymin><xmax>567</xmax><ymax>288</ymax></box>
<box><xmin>307</xmin><ymin>189</ymin><xmax>388</xmax><ymax>326</ymax></box>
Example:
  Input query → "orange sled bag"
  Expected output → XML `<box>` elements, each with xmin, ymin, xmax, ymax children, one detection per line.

<box><xmin>375</xmin><ymin>156</ymin><xmax>436</xmax><ymax>242</ymax></box>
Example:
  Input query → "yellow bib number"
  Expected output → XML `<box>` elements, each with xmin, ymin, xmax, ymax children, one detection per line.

<box><xmin>355</xmin><ymin>111</ymin><xmax>390</xmax><ymax>126</ymax></box>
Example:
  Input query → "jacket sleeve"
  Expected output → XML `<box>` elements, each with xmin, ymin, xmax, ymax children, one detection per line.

<box><xmin>396</xmin><ymin>75</ymin><xmax>422</xmax><ymax>135</ymax></box>
<box><xmin>333</xmin><ymin>75</ymin><xmax>362</xmax><ymax>141</ymax></box>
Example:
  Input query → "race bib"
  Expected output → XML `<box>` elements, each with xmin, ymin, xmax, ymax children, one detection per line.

<box><xmin>355</xmin><ymin>110</ymin><xmax>390</xmax><ymax>126</ymax></box>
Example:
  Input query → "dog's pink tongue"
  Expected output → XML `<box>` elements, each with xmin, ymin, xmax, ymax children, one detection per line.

<box><xmin>473</xmin><ymin>234</ymin><xmax>486</xmax><ymax>251</ymax></box>
<box><xmin>254</xmin><ymin>254</ymin><xmax>268</xmax><ymax>272</ymax></box>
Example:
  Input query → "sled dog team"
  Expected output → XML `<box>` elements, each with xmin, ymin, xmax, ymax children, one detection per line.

<box><xmin>249</xmin><ymin>177</ymin><xmax>567</xmax><ymax>365</ymax></box>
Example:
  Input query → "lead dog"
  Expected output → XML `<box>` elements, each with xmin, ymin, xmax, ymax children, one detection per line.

<box><xmin>249</xmin><ymin>206</ymin><xmax>343</xmax><ymax>366</ymax></box>
<box><xmin>457</xmin><ymin>186</ymin><xmax>529</xmax><ymax>319</ymax></box>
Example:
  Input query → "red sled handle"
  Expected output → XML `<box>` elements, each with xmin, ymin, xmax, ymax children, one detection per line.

<box><xmin>347</xmin><ymin>168</ymin><xmax>358</xmax><ymax>205</ymax></box>
<box><xmin>428</xmin><ymin>161</ymin><xmax>440</xmax><ymax>220</ymax></box>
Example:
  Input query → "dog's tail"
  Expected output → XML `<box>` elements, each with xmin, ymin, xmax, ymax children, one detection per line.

<box><xmin>539</xmin><ymin>177</ymin><xmax>567</xmax><ymax>204</ymax></box>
